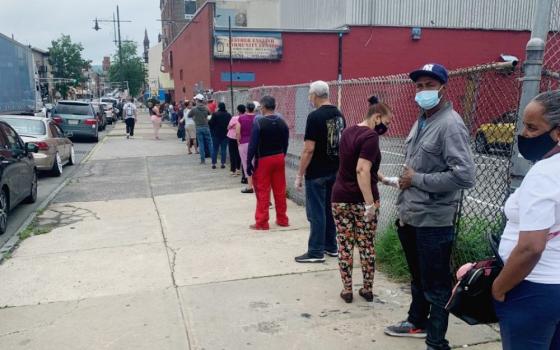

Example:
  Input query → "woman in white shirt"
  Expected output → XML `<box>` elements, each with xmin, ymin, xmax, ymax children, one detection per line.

<box><xmin>492</xmin><ymin>90</ymin><xmax>560</xmax><ymax>350</ymax></box>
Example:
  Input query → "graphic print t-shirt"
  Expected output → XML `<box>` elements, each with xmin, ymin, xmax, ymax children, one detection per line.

<box><xmin>304</xmin><ymin>105</ymin><xmax>346</xmax><ymax>179</ymax></box>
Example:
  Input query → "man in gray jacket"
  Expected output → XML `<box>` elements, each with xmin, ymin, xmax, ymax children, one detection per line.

<box><xmin>384</xmin><ymin>64</ymin><xmax>475</xmax><ymax>350</ymax></box>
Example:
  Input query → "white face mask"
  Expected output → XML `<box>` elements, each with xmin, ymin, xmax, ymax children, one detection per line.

<box><xmin>415</xmin><ymin>88</ymin><xmax>442</xmax><ymax>110</ymax></box>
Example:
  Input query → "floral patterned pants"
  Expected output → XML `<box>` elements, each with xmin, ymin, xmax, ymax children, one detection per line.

<box><xmin>332</xmin><ymin>202</ymin><xmax>378</xmax><ymax>291</ymax></box>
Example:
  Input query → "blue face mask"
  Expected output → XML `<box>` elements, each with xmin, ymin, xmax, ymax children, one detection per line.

<box><xmin>415</xmin><ymin>89</ymin><xmax>441</xmax><ymax>110</ymax></box>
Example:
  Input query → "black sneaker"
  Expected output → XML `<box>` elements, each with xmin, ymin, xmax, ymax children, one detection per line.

<box><xmin>384</xmin><ymin>321</ymin><xmax>427</xmax><ymax>338</ymax></box>
<box><xmin>294</xmin><ymin>253</ymin><xmax>325</xmax><ymax>263</ymax></box>
<box><xmin>212</xmin><ymin>165</ymin><xmax>217</xmax><ymax>169</ymax></box>
<box><xmin>324</xmin><ymin>250</ymin><xmax>338</xmax><ymax>257</ymax></box>
<box><xmin>220</xmin><ymin>164</ymin><xmax>226</xmax><ymax>169</ymax></box>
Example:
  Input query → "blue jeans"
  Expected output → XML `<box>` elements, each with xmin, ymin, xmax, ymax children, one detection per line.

<box><xmin>494</xmin><ymin>280</ymin><xmax>560</xmax><ymax>350</ymax></box>
<box><xmin>398</xmin><ymin>223</ymin><xmax>455</xmax><ymax>350</ymax></box>
<box><xmin>305</xmin><ymin>173</ymin><xmax>337</xmax><ymax>258</ymax></box>
<box><xmin>196</xmin><ymin>127</ymin><xmax>213</xmax><ymax>163</ymax></box>
<box><xmin>212</xmin><ymin>136</ymin><xmax>228</xmax><ymax>166</ymax></box>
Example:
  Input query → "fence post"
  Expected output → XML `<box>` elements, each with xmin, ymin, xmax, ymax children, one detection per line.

<box><xmin>510</xmin><ymin>0</ymin><xmax>554</xmax><ymax>189</ymax></box>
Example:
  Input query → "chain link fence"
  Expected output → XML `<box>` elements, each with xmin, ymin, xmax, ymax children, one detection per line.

<box><xmin>214</xmin><ymin>62</ymin><xmax>521</xmax><ymax>269</ymax></box>
<box><xmin>541</xmin><ymin>0</ymin><xmax>560</xmax><ymax>92</ymax></box>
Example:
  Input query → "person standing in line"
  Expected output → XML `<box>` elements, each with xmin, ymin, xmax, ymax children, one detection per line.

<box><xmin>294</xmin><ymin>80</ymin><xmax>346</xmax><ymax>263</ymax></box>
<box><xmin>149</xmin><ymin>100</ymin><xmax>162</xmax><ymax>140</ymax></box>
<box><xmin>384</xmin><ymin>64</ymin><xmax>475</xmax><ymax>350</ymax></box>
<box><xmin>177</xmin><ymin>101</ymin><xmax>186</xmax><ymax>142</ymax></box>
<box><xmin>227</xmin><ymin>104</ymin><xmax>244</xmax><ymax>176</ymax></box>
<box><xmin>123</xmin><ymin>97</ymin><xmax>137</xmax><ymax>139</ymax></box>
<box><xmin>209</xmin><ymin>102</ymin><xmax>232</xmax><ymax>170</ymax></box>
<box><xmin>246</xmin><ymin>95</ymin><xmax>290</xmax><ymax>230</ymax></box>
<box><xmin>237</xmin><ymin>101</ymin><xmax>259</xmax><ymax>193</ymax></box>
<box><xmin>491</xmin><ymin>90</ymin><xmax>560</xmax><ymax>350</ymax></box>
<box><xmin>331</xmin><ymin>100</ymin><xmax>393</xmax><ymax>303</ymax></box>
<box><xmin>188</xmin><ymin>94</ymin><xmax>213</xmax><ymax>164</ymax></box>
<box><xmin>181</xmin><ymin>101</ymin><xmax>197</xmax><ymax>154</ymax></box>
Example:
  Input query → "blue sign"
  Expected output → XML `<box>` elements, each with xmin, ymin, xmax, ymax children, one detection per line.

<box><xmin>221</xmin><ymin>72</ymin><xmax>255</xmax><ymax>82</ymax></box>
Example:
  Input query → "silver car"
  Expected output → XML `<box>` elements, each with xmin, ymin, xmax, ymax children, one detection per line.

<box><xmin>0</xmin><ymin>116</ymin><xmax>74</xmax><ymax>176</ymax></box>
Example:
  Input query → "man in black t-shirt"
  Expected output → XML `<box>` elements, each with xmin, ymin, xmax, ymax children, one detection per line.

<box><xmin>295</xmin><ymin>80</ymin><xmax>346</xmax><ymax>263</ymax></box>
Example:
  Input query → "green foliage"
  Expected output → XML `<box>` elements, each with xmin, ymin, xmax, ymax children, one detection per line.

<box><xmin>376</xmin><ymin>225</ymin><xmax>410</xmax><ymax>282</ymax></box>
<box><xmin>48</xmin><ymin>35</ymin><xmax>88</xmax><ymax>99</ymax></box>
<box><xmin>376</xmin><ymin>217</ymin><xmax>503</xmax><ymax>282</ymax></box>
<box><xmin>108</xmin><ymin>42</ymin><xmax>147</xmax><ymax>97</ymax></box>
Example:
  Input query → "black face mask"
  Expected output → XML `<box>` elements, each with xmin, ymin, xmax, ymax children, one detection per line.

<box><xmin>374</xmin><ymin>122</ymin><xmax>388</xmax><ymax>136</ymax></box>
<box><xmin>517</xmin><ymin>129</ymin><xmax>558</xmax><ymax>162</ymax></box>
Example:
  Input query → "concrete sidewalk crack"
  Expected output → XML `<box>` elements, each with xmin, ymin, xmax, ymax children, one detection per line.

<box><xmin>145</xmin><ymin>157</ymin><xmax>193</xmax><ymax>349</ymax></box>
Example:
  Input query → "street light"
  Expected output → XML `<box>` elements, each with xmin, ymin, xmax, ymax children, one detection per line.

<box><xmin>92</xmin><ymin>5</ymin><xmax>132</xmax><ymax>93</ymax></box>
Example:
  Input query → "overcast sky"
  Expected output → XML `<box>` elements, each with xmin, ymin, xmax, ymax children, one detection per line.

<box><xmin>1</xmin><ymin>0</ymin><xmax>162</xmax><ymax>65</ymax></box>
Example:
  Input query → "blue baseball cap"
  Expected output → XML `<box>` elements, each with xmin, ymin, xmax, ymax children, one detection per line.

<box><xmin>409</xmin><ymin>63</ymin><xmax>448</xmax><ymax>84</ymax></box>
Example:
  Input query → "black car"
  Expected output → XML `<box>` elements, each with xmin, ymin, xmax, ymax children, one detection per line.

<box><xmin>0</xmin><ymin>121</ymin><xmax>39</xmax><ymax>234</ymax></box>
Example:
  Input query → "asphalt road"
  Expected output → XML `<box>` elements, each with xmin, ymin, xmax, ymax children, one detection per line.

<box><xmin>0</xmin><ymin>122</ymin><xmax>116</xmax><ymax>249</ymax></box>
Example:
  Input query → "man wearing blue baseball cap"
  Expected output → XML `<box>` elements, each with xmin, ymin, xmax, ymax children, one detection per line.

<box><xmin>384</xmin><ymin>64</ymin><xmax>475</xmax><ymax>350</ymax></box>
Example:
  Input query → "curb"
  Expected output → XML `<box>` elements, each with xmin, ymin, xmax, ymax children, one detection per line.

<box><xmin>0</xmin><ymin>133</ymin><xmax>109</xmax><ymax>263</ymax></box>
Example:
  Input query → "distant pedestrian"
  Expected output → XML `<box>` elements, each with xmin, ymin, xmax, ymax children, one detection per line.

<box><xmin>209</xmin><ymin>102</ymin><xmax>232</xmax><ymax>169</ymax></box>
<box><xmin>246</xmin><ymin>95</ymin><xmax>289</xmax><ymax>230</ymax></box>
<box><xmin>295</xmin><ymin>80</ymin><xmax>346</xmax><ymax>264</ymax></box>
<box><xmin>237</xmin><ymin>102</ymin><xmax>259</xmax><ymax>193</ymax></box>
<box><xmin>227</xmin><ymin>104</ymin><xmax>244</xmax><ymax>176</ymax></box>
<box><xmin>149</xmin><ymin>100</ymin><xmax>162</xmax><ymax>140</ymax></box>
<box><xmin>123</xmin><ymin>97</ymin><xmax>137</xmax><ymax>139</ymax></box>
<box><xmin>331</xmin><ymin>99</ymin><xmax>393</xmax><ymax>303</ymax></box>
<box><xmin>188</xmin><ymin>94</ymin><xmax>213</xmax><ymax>164</ymax></box>
<box><xmin>181</xmin><ymin>101</ymin><xmax>197</xmax><ymax>154</ymax></box>
<box><xmin>384</xmin><ymin>63</ymin><xmax>475</xmax><ymax>350</ymax></box>
<box><xmin>208</xmin><ymin>98</ymin><xmax>217</xmax><ymax>114</ymax></box>
<box><xmin>177</xmin><ymin>101</ymin><xmax>186</xmax><ymax>142</ymax></box>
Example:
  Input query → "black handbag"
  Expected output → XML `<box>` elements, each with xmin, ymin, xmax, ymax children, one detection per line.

<box><xmin>445</xmin><ymin>233</ymin><xmax>503</xmax><ymax>325</ymax></box>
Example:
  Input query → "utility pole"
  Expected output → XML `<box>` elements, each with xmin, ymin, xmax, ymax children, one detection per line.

<box><xmin>117</xmin><ymin>5</ymin><xmax>124</xmax><ymax>88</ymax></box>
<box><xmin>228</xmin><ymin>16</ymin><xmax>234</xmax><ymax>114</ymax></box>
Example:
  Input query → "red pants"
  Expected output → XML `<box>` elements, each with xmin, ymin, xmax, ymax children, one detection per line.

<box><xmin>252</xmin><ymin>154</ymin><xmax>289</xmax><ymax>229</ymax></box>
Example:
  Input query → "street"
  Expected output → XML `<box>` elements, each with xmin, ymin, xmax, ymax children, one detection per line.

<box><xmin>0</xmin><ymin>115</ymin><xmax>501</xmax><ymax>350</ymax></box>
<box><xmin>0</xmin><ymin>124</ymin><xmax>115</xmax><ymax>251</ymax></box>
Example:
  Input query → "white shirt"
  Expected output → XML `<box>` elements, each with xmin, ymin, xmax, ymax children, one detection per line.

<box><xmin>184</xmin><ymin>109</ymin><xmax>194</xmax><ymax>126</ymax></box>
<box><xmin>499</xmin><ymin>152</ymin><xmax>560</xmax><ymax>284</ymax></box>
<box><xmin>124</xmin><ymin>102</ymin><xmax>137</xmax><ymax>119</ymax></box>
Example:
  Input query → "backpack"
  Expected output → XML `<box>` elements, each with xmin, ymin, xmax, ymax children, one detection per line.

<box><xmin>126</xmin><ymin>104</ymin><xmax>134</xmax><ymax>117</ymax></box>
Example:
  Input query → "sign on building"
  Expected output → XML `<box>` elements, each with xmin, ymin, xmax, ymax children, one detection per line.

<box><xmin>213</xmin><ymin>31</ymin><xmax>283</xmax><ymax>60</ymax></box>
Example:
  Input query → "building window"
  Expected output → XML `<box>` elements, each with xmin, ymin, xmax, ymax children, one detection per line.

<box><xmin>185</xmin><ymin>0</ymin><xmax>197</xmax><ymax>20</ymax></box>
<box><xmin>180</xmin><ymin>69</ymin><xmax>183</xmax><ymax>81</ymax></box>
<box><xmin>169</xmin><ymin>51</ymin><xmax>174</xmax><ymax>69</ymax></box>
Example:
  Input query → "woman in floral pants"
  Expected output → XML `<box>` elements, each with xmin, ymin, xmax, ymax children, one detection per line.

<box><xmin>331</xmin><ymin>99</ymin><xmax>393</xmax><ymax>303</ymax></box>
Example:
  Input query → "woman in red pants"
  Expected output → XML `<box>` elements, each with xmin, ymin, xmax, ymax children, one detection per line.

<box><xmin>246</xmin><ymin>95</ymin><xmax>290</xmax><ymax>230</ymax></box>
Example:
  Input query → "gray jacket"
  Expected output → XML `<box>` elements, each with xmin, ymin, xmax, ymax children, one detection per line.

<box><xmin>397</xmin><ymin>102</ymin><xmax>475</xmax><ymax>227</ymax></box>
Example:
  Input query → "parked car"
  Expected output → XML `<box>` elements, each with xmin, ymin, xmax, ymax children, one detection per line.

<box><xmin>474</xmin><ymin>111</ymin><xmax>516</xmax><ymax>154</ymax></box>
<box><xmin>0</xmin><ymin>120</ymin><xmax>39</xmax><ymax>234</ymax></box>
<box><xmin>0</xmin><ymin>116</ymin><xmax>74</xmax><ymax>176</ymax></box>
<box><xmin>52</xmin><ymin>101</ymin><xmax>99</xmax><ymax>142</ymax></box>
<box><xmin>91</xmin><ymin>103</ymin><xmax>107</xmax><ymax>131</ymax></box>
<box><xmin>101</xmin><ymin>102</ymin><xmax>116</xmax><ymax>124</ymax></box>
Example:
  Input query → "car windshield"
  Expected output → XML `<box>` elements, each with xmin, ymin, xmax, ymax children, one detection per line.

<box><xmin>55</xmin><ymin>103</ymin><xmax>92</xmax><ymax>116</ymax></box>
<box><xmin>1</xmin><ymin>118</ymin><xmax>46</xmax><ymax>136</ymax></box>
<box><xmin>101</xmin><ymin>99</ymin><xmax>116</xmax><ymax>106</ymax></box>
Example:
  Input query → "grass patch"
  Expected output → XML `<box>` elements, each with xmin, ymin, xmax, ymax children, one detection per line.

<box><xmin>376</xmin><ymin>217</ymin><xmax>503</xmax><ymax>282</ymax></box>
<box><xmin>18</xmin><ymin>219</ymin><xmax>53</xmax><ymax>241</ymax></box>
<box><xmin>376</xmin><ymin>224</ymin><xmax>410</xmax><ymax>282</ymax></box>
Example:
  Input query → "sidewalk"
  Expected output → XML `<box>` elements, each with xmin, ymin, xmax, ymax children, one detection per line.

<box><xmin>0</xmin><ymin>114</ymin><xmax>501</xmax><ymax>349</ymax></box>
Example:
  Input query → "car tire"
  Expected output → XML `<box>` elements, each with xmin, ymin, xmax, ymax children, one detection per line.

<box><xmin>0</xmin><ymin>189</ymin><xmax>8</xmax><ymax>235</ymax></box>
<box><xmin>50</xmin><ymin>152</ymin><xmax>63</xmax><ymax>177</ymax></box>
<box><xmin>68</xmin><ymin>146</ymin><xmax>75</xmax><ymax>166</ymax></box>
<box><xmin>23</xmin><ymin>171</ymin><xmax>37</xmax><ymax>204</ymax></box>
<box><xmin>475</xmin><ymin>133</ymin><xmax>489</xmax><ymax>154</ymax></box>
<box><xmin>93</xmin><ymin>134</ymin><xmax>99</xmax><ymax>143</ymax></box>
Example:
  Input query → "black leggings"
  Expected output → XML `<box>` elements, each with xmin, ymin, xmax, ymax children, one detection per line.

<box><xmin>228</xmin><ymin>138</ymin><xmax>241</xmax><ymax>172</ymax></box>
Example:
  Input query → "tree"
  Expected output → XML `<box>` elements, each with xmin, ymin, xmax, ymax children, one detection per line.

<box><xmin>108</xmin><ymin>42</ymin><xmax>147</xmax><ymax>97</ymax></box>
<box><xmin>48</xmin><ymin>35</ymin><xmax>88</xmax><ymax>99</ymax></box>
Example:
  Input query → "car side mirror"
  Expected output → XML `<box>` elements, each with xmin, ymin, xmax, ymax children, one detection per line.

<box><xmin>25</xmin><ymin>143</ymin><xmax>39</xmax><ymax>153</ymax></box>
